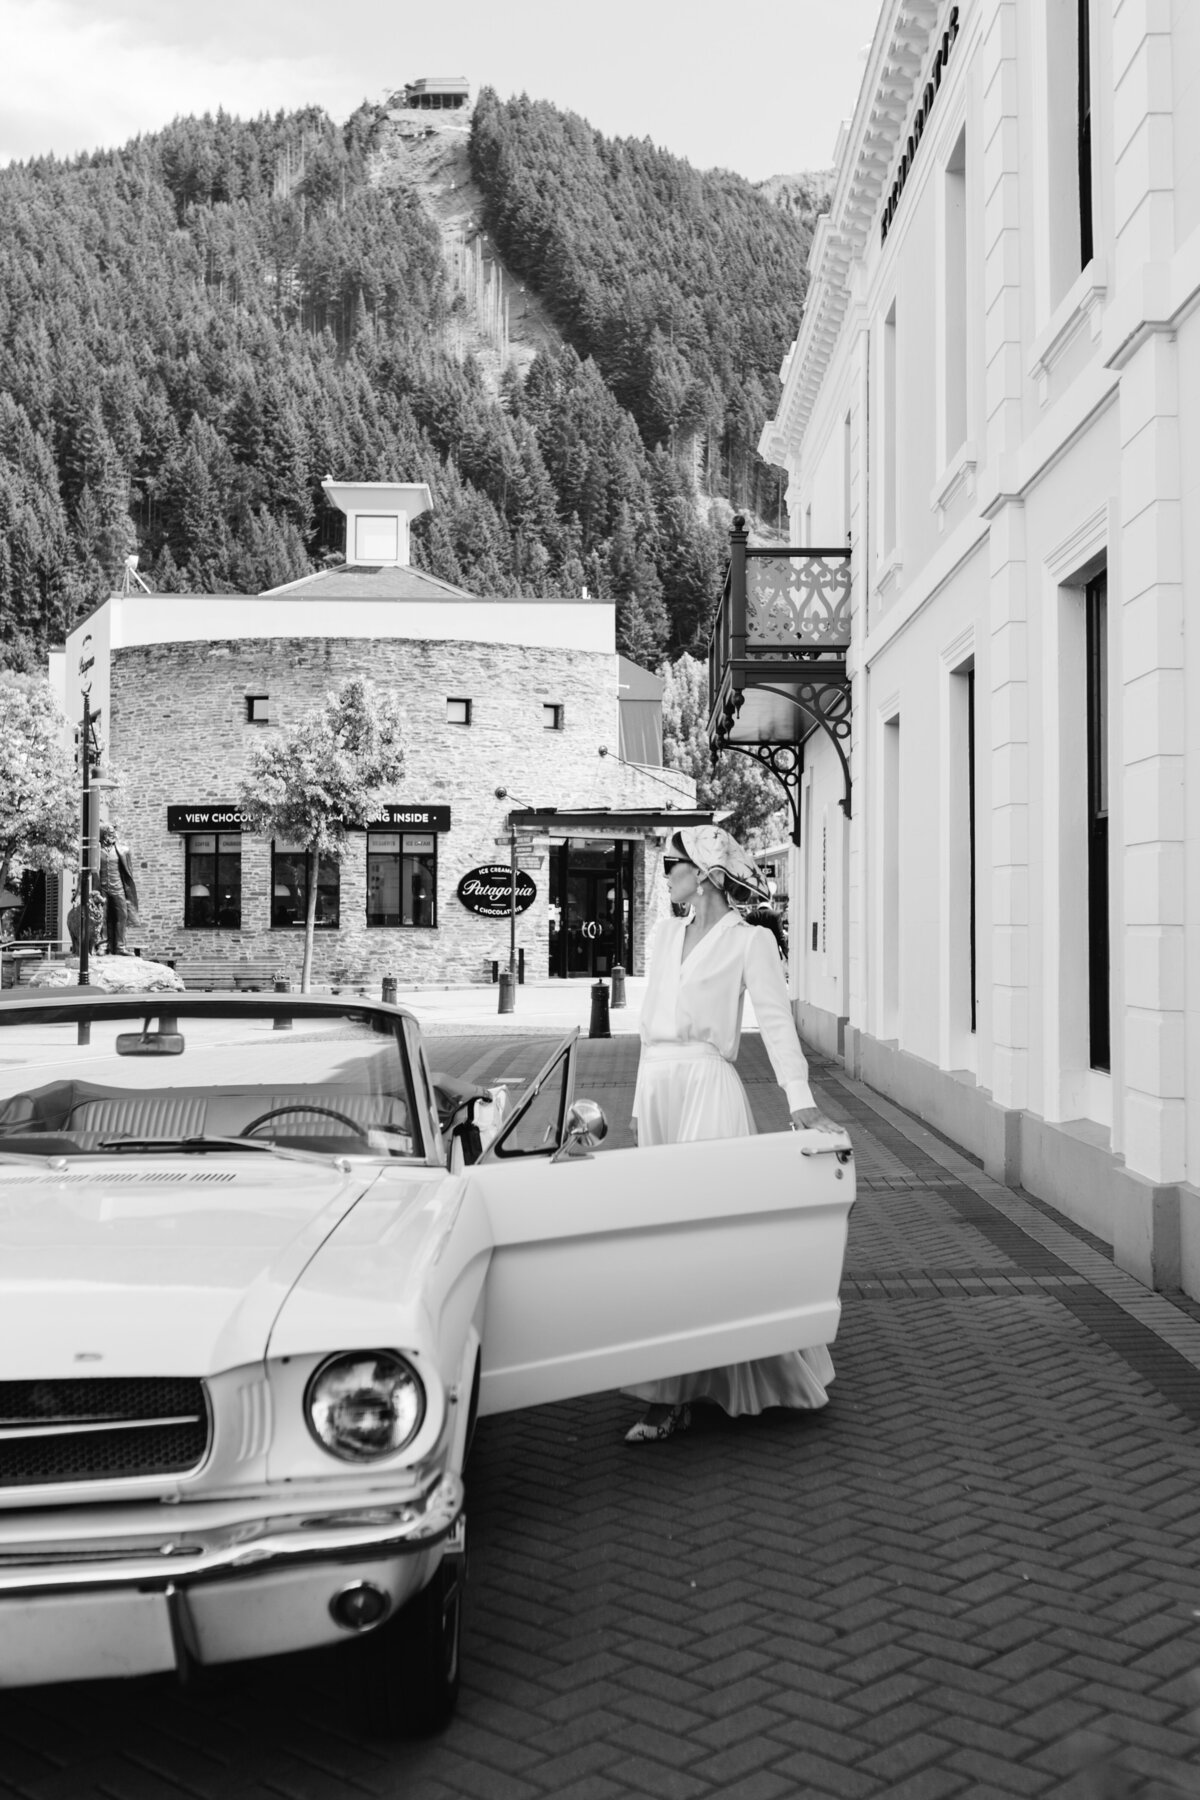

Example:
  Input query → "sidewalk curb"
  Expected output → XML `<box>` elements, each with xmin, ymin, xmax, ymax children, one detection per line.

<box><xmin>819</xmin><ymin>1058</ymin><xmax>1200</xmax><ymax>1374</ymax></box>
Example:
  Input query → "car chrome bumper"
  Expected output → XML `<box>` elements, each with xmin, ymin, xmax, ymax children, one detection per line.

<box><xmin>0</xmin><ymin>1472</ymin><xmax>465</xmax><ymax>1687</ymax></box>
<box><xmin>0</xmin><ymin>1470</ymin><xmax>464</xmax><ymax>1596</ymax></box>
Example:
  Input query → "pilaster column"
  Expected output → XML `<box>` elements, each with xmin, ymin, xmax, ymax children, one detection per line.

<box><xmin>846</xmin><ymin>326</ymin><xmax>870</xmax><ymax>1064</ymax></box>
<box><xmin>982</xmin><ymin>0</ymin><xmax>1029</xmax><ymax>1117</ymax></box>
<box><xmin>1117</xmin><ymin>331</ymin><xmax>1185</xmax><ymax>1185</ymax></box>
<box><xmin>1112</xmin><ymin>0</ymin><xmax>1175</xmax><ymax>286</ymax></box>
<box><xmin>982</xmin><ymin>0</ymin><xmax>1022</xmax><ymax>472</ymax></box>
<box><xmin>988</xmin><ymin>502</ymin><xmax>1029</xmax><ymax>1111</ymax></box>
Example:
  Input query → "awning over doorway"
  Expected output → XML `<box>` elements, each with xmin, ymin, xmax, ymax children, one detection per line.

<box><xmin>509</xmin><ymin>807</ymin><xmax>714</xmax><ymax>835</ymax></box>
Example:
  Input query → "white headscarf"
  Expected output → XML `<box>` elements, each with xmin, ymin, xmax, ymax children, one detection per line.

<box><xmin>667</xmin><ymin>825</ymin><xmax>772</xmax><ymax>904</ymax></box>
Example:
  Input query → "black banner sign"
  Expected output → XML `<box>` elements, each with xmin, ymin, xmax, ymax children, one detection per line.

<box><xmin>169</xmin><ymin>804</ymin><xmax>452</xmax><ymax>833</ymax></box>
<box><xmin>457</xmin><ymin>864</ymin><xmax>537</xmax><ymax>918</ymax></box>
<box><xmin>167</xmin><ymin>805</ymin><xmax>252</xmax><ymax>832</ymax></box>
<box><xmin>365</xmin><ymin>805</ymin><xmax>452</xmax><ymax>831</ymax></box>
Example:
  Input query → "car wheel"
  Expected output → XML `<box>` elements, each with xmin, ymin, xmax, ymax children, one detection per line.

<box><xmin>362</xmin><ymin>1543</ymin><xmax>465</xmax><ymax>1738</ymax></box>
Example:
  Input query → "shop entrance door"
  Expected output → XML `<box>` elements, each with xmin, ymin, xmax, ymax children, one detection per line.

<box><xmin>548</xmin><ymin>839</ymin><xmax>634</xmax><ymax>977</ymax></box>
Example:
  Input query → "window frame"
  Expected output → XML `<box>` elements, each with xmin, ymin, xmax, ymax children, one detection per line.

<box><xmin>271</xmin><ymin>841</ymin><xmax>341</xmax><ymax>931</ymax></box>
<box><xmin>542</xmin><ymin>703</ymin><xmax>564</xmax><ymax>731</ymax></box>
<box><xmin>366</xmin><ymin>830</ymin><xmax>439</xmax><ymax>930</ymax></box>
<box><xmin>185</xmin><ymin>832</ymin><xmax>242</xmax><ymax>930</ymax></box>
<box><xmin>1085</xmin><ymin>569</ymin><xmax>1109</xmax><ymax>1072</ymax></box>
<box><xmin>446</xmin><ymin>698</ymin><xmax>472</xmax><ymax>726</ymax></box>
<box><xmin>245</xmin><ymin>695</ymin><xmax>271</xmax><ymax>725</ymax></box>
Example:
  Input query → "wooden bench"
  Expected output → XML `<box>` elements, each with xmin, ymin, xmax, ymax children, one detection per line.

<box><xmin>175</xmin><ymin>958</ymin><xmax>287</xmax><ymax>992</ymax></box>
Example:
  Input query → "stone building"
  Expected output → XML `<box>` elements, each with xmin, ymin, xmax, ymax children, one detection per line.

<box><xmin>759</xmin><ymin>0</ymin><xmax>1200</xmax><ymax>1293</ymax></box>
<box><xmin>58</xmin><ymin>480</ymin><xmax>704</xmax><ymax>987</ymax></box>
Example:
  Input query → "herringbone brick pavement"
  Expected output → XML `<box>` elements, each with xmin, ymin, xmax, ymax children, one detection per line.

<box><xmin>4</xmin><ymin>1036</ymin><xmax>1200</xmax><ymax>1799</ymax></box>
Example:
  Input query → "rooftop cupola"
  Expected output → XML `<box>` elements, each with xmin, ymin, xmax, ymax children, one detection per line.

<box><xmin>321</xmin><ymin>479</ymin><xmax>433</xmax><ymax>568</ymax></box>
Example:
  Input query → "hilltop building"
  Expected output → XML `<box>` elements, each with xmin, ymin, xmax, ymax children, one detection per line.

<box><xmin>392</xmin><ymin>78</ymin><xmax>470</xmax><ymax>111</ymax></box>
<box><xmin>755</xmin><ymin>0</ymin><xmax>1200</xmax><ymax>1295</ymax></box>
<box><xmin>55</xmin><ymin>480</ymin><xmax>704</xmax><ymax>988</ymax></box>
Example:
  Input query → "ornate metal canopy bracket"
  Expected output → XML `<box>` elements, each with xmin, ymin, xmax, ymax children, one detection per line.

<box><xmin>753</xmin><ymin>677</ymin><xmax>853</xmax><ymax>822</ymax></box>
<box><xmin>721</xmin><ymin>739</ymin><xmax>807</xmax><ymax>847</ymax></box>
<box><xmin>713</xmin><ymin>681</ymin><xmax>853</xmax><ymax>838</ymax></box>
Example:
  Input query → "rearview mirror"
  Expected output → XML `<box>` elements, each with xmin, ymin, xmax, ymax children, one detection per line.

<box><xmin>116</xmin><ymin>1032</ymin><xmax>185</xmax><ymax>1057</ymax></box>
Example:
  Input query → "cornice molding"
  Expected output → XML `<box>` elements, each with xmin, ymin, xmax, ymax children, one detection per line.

<box><xmin>760</xmin><ymin>0</ymin><xmax>954</xmax><ymax>471</ymax></box>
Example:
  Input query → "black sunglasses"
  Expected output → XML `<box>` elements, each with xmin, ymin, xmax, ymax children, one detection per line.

<box><xmin>662</xmin><ymin>857</ymin><xmax>691</xmax><ymax>873</ymax></box>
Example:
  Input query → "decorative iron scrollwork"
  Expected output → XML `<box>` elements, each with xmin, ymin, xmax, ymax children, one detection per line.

<box><xmin>746</xmin><ymin>555</ymin><xmax>851</xmax><ymax>654</ymax></box>
<box><xmin>721</xmin><ymin>741</ymin><xmax>807</xmax><ymax>847</ymax></box>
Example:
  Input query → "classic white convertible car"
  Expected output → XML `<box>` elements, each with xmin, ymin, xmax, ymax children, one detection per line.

<box><xmin>0</xmin><ymin>991</ymin><xmax>854</xmax><ymax>1733</ymax></box>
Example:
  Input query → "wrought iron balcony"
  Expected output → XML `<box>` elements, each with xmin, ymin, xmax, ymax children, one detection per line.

<box><xmin>707</xmin><ymin>515</ymin><xmax>852</xmax><ymax>842</ymax></box>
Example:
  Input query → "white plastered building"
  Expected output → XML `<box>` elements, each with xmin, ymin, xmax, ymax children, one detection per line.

<box><xmin>761</xmin><ymin>0</ymin><xmax>1200</xmax><ymax>1292</ymax></box>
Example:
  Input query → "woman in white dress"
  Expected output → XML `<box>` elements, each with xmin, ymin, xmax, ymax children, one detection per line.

<box><xmin>625</xmin><ymin>824</ymin><xmax>843</xmax><ymax>1443</ymax></box>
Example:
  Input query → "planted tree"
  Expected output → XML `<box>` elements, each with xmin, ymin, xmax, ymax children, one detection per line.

<box><xmin>0</xmin><ymin>672</ymin><xmax>76</xmax><ymax>905</ymax></box>
<box><xmin>236</xmin><ymin>678</ymin><xmax>405</xmax><ymax>992</ymax></box>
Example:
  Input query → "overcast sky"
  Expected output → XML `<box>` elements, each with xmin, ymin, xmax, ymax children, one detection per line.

<box><xmin>1</xmin><ymin>0</ymin><xmax>882</xmax><ymax>181</ymax></box>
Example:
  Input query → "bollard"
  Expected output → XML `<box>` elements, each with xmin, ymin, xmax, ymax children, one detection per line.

<box><xmin>497</xmin><ymin>970</ymin><xmax>515</xmax><ymax>1015</ymax></box>
<box><xmin>381</xmin><ymin>974</ymin><xmax>398</xmax><ymax>1006</ymax></box>
<box><xmin>273</xmin><ymin>974</ymin><xmax>292</xmax><ymax>1031</ymax></box>
<box><xmin>588</xmin><ymin>980</ymin><xmax>611</xmax><ymax>1039</ymax></box>
<box><xmin>609</xmin><ymin>962</ymin><xmax>626</xmax><ymax>1008</ymax></box>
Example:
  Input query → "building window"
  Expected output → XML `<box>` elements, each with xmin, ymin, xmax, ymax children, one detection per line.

<box><xmin>355</xmin><ymin>515</ymin><xmax>400</xmax><ymax>562</ymax></box>
<box><xmin>882</xmin><ymin>299</ymin><xmax>898</xmax><ymax>554</ymax></box>
<box><xmin>246</xmin><ymin>695</ymin><xmax>271</xmax><ymax>724</ymax></box>
<box><xmin>944</xmin><ymin>127</ymin><xmax>968</xmax><ymax>461</ymax></box>
<box><xmin>446</xmin><ymin>698</ymin><xmax>471</xmax><ymax>726</ymax></box>
<box><xmin>1043</xmin><ymin>0</ymin><xmax>1095</xmax><ymax>307</ymax></box>
<box><xmin>186</xmin><ymin>834</ymin><xmax>241</xmax><ymax>929</ymax></box>
<box><xmin>1085</xmin><ymin>570</ymin><xmax>1109</xmax><ymax>1071</ymax></box>
<box><xmin>367</xmin><ymin>831</ymin><xmax>437</xmax><ymax>928</ymax></box>
<box><xmin>882</xmin><ymin>716</ymin><xmax>901</xmax><ymax>1036</ymax></box>
<box><xmin>967</xmin><ymin>667</ymin><xmax>977</xmax><ymax>1035</ymax></box>
<box><xmin>1077</xmin><ymin>0</ymin><xmax>1094</xmax><ymax>269</ymax></box>
<box><xmin>542</xmin><ymin>703</ymin><xmax>564</xmax><ymax>730</ymax></box>
<box><xmin>272</xmin><ymin>842</ymin><xmax>340</xmax><ymax>929</ymax></box>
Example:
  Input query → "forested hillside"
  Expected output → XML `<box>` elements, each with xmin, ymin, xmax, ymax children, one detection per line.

<box><xmin>470</xmin><ymin>90</ymin><xmax>827</xmax><ymax>514</ymax></box>
<box><xmin>0</xmin><ymin>99</ymin><xmax>822</xmax><ymax>673</ymax></box>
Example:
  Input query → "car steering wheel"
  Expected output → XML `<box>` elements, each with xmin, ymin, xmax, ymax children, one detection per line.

<box><xmin>239</xmin><ymin>1104</ymin><xmax>366</xmax><ymax>1138</ymax></box>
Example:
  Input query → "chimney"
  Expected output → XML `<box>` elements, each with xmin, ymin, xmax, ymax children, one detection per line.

<box><xmin>321</xmin><ymin>479</ymin><xmax>432</xmax><ymax>568</ymax></box>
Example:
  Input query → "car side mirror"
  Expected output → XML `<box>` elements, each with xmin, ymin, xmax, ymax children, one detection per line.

<box><xmin>553</xmin><ymin>1098</ymin><xmax>607</xmax><ymax>1160</ymax></box>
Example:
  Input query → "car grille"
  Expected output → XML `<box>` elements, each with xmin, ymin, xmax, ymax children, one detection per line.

<box><xmin>0</xmin><ymin>1378</ymin><xmax>210</xmax><ymax>1487</ymax></box>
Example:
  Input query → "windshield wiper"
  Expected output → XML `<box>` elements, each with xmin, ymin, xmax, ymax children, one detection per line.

<box><xmin>96</xmin><ymin>1136</ymin><xmax>350</xmax><ymax>1169</ymax></box>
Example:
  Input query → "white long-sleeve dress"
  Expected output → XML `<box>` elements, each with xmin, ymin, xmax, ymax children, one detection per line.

<box><xmin>626</xmin><ymin>908</ymin><xmax>835</xmax><ymax>1416</ymax></box>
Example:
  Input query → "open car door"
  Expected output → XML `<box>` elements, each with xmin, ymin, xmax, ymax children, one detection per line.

<box><xmin>470</xmin><ymin>1032</ymin><xmax>855</xmax><ymax>1416</ymax></box>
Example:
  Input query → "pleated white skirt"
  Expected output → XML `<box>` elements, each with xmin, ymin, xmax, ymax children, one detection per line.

<box><xmin>626</xmin><ymin>1042</ymin><xmax>835</xmax><ymax>1417</ymax></box>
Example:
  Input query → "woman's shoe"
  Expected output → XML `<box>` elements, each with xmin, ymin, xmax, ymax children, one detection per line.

<box><xmin>624</xmin><ymin>1405</ymin><xmax>691</xmax><ymax>1444</ymax></box>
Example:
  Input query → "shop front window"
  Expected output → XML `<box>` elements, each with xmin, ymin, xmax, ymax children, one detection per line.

<box><xmin>272</xmin><ymin>842</ymin><xmax>340</xmax><ymax>929</ymax></box>
<box><xmin>367</xmin><ymin>832</ymin><xmax>437</xmax><ymax>928</ymax></box>
<box><xmin>186</xmin><ymin>834</ymin><xmax>242</xmax><ymax>929</ymax></box>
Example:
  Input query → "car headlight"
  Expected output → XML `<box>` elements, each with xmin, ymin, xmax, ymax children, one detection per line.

<box><xmin>305</xmin><ymin>1351</ymin><xmax>426</xmax><ymax>1462</ymax></box>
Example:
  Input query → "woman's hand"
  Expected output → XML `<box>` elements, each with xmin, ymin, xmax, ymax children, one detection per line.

<box><xmin>790</xmin><ymin>1107</ymin><xmax>845</xmax><ymax>1133</ymax></box>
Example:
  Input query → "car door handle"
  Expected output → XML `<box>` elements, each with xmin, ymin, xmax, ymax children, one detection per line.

<box><xmin>798</xmin><ymin>1141</ymin><xmax>853</xmax><ymax>1162</ymax></box>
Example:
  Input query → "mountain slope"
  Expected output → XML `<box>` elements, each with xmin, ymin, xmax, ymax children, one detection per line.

<box><xmin>0</xmin><ymin>99</ymin><xmax>816</xmax><ymax>672</ymax></box>
<box><xmin>468</xmin><ymin>90</ymin><xmax>824</xmax><ymax>518</ymax></box>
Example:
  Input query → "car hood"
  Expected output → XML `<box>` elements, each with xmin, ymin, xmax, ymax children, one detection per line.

<box><xmin>0</xmin><ymin>1158</ymin><xmax>382</xmax><ymax>1377</ymax></box>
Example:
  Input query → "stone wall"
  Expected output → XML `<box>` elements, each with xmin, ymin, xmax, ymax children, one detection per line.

<box><xmin>108</xmin><ymin>636</ymin><xmax>688</xmax><ymax>985</ymax></box>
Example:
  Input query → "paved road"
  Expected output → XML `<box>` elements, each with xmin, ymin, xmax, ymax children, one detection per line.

<box><xmin>5</xmin><ymin>1038</ymin><xmax>1200</xmax><ymax>1799</ymax></box>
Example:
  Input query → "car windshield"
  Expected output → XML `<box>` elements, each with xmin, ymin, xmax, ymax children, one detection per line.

<box><xmin>0</xmin><ymin>999</ymin><xmax>423</xmax><ymax>1161</ymax></box>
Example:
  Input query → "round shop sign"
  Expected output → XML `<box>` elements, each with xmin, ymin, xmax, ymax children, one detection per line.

<box><xmin>457</xmin><ymin>864</ymin><xmax>537</xmax><ymax>918</ymax></box>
